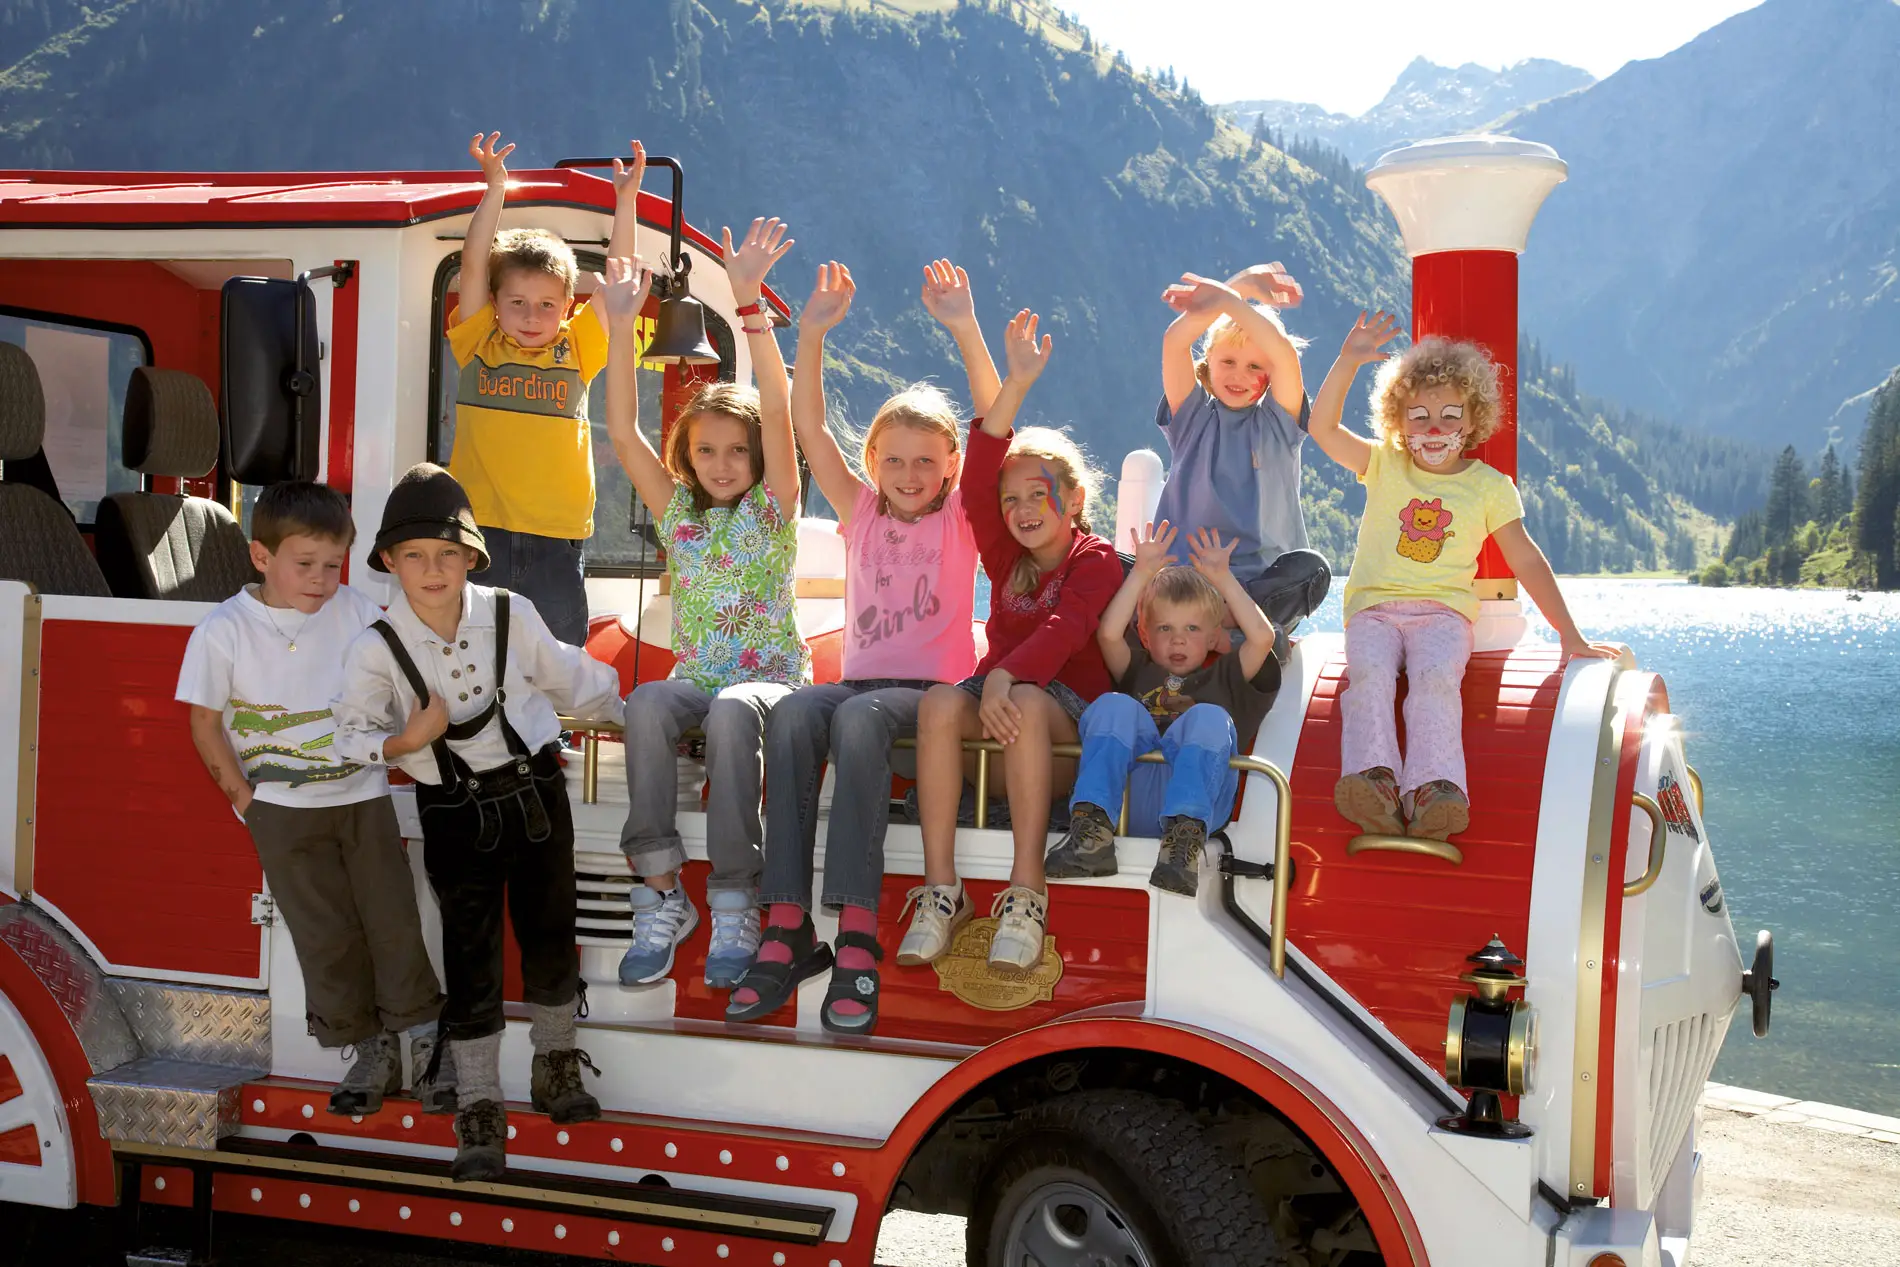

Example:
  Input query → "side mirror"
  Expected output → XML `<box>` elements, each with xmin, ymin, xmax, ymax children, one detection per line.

<box><xmin>220</xmin><ymin>270</ymin><xmax>341</xmax><ymax>484</ymax></box>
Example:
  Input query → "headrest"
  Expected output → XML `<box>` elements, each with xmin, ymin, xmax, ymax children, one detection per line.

<box><xmin>0</xmin><ymin>343</ymin><xmax>46</xmax><ymax>463</ymax></box>
<box><xmin>124</xmin><ymin>367</ymin><xmax>220</xmax><ymax>478</ymax></box>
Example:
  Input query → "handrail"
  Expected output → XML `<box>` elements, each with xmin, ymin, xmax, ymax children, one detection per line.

<box><xmin>1685</xmin><ymin>764</ymin><xmax>1704</xmax><ymax>816</ymax></box>
<box><xmin>1346</xmin><ymin>834</ymin><xmax>1463</xmax><ymax>865</ymax></box>
<box><xmin>1624</xmin><ymin>793</ymin><xmax>1667</xmax><ymax>898</ymax></box>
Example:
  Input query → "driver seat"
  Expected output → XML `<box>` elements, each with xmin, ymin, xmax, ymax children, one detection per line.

<box><xmin>0</xmin><ymin>342</ymin><xmax>110</xmax><ymax>596</ymax></box>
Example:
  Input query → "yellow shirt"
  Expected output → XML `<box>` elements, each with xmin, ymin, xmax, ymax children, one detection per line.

<box><xmin>445</xmin><ymin>301</ymin><xmax>610</xmax><ymax>540</ymax></box>
<box><xmin>1341</xmin><ymin>444</ymin><xmax>1524</xmax><ymax>624</ymax></box>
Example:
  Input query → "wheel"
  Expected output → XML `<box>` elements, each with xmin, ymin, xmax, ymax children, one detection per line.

<box><xmin>968</xmin><ymin>1090</ymin><xmax>1285</xmax><ymax>1267</ymax></box>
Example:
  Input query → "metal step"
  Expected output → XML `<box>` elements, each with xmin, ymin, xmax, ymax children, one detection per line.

<box><xmin>89</xmin><ymin>1057</ymin><xmax>264</xmax><ymax>1150</ymax></box>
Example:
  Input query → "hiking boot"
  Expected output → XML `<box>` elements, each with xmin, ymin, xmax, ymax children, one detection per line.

<box><xmin>530</xmin><ymin>1048</ymin><xmax>602</xmax><ymax>1124</ymax></box>
<box><xmin>328</xmin><ymin>1031</ymin><xmax>401</xmax><ymax>1116</ymax></box>
<box><xmin>1149</xmin><ymin>817</ymin><xmax>1207</xmax><ymax>897</ymax></box>
<box><xmin>1406</xmin><ymin>780</ymin><xmax>1471</xmax><ymax>841</ymax></box>
<box><xmin>704</xmin><ymin>894</ymin><xmax>762</xmax><ymax>989</ymax></box>
<box><xmin>1335</xmin><ymin>767</ymin><xmax>1404</xmax><ymax>836</ymax></box>
<box><xmin>1044</xmin><ymin>802</ymin><xmax>1119</xmax><ymax>879</ymax></box>
<box><xmin>451</xmin><ymin>1099</ymin><xmax>507</xmax><ymax>1182</ymax></box>
<box><xmin>988</xmin><ymin>886</ymin><xmax>1049</xmax><ymax>970</ymax></box>
<box><xmin>411</xmin><ymin>1031</ymin><xmax>457</xmax><ymax>1115</ymax></box>
<box><xmin>896</xmin><ymin>882</ymin><xmax>970</xmax><ymax>966</ymax></box>
<box><xmin>620</xmin><ymin>885</ymin><xmax>699</xmax><ymax>986</ymax></box>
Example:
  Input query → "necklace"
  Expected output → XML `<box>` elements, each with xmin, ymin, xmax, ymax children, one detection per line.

<box><xmin>258</xmin><ymin>601</ymin><xmax>305</xmax><ymax>652</ymax></box>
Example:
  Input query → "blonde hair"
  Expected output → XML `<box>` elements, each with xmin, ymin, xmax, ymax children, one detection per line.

<box><xmin>665</xmin><ymin>382</ymin><xmax>765</xmax><ymax>514</ymax></box>
<box><xmin>856</xmin><ymin>383</ymin><xmax>964</xmax><ymax>516</ymax></box>
<box><xmin>1139</xmin><ymin>566</ymin><xmax>1226</xmax><ymax>634</ymax></box>
<box><xmin>1369</xmin><ymin>336</ymin><xmax>1503</xmax><ymax>452</ymax></box>
<box><xmin>488</xmin><ymin>227</ymin><xmax>579</xmax><ymax>297</ymax></box>
<box><xmin>1001</xmin><ymin>426</ymin><xmax>1103</xmax><ymax>596</ymax></box>
<box><xmin>1193</xmin><ymin>303</ymin><xmax>1310</xmax><ymax>393</ymax></box>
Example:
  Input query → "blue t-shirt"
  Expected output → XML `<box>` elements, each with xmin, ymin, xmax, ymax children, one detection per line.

<box><xmin>1151</xmin><ymin>386</ymin><xmax>1311</xmax><ymax>584</ymax></box>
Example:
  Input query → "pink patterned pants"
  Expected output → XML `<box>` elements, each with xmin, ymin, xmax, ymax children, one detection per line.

<box><xmin>1340</xmin><ymin>600</ymin><xmax>1474</xmax><ymax>796</ymax></box>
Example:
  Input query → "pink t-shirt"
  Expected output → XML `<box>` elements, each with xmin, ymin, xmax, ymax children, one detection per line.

<box><xmin>842</xmin><ymin>483</ymin><xmax>979</xmax><ymax>683</ymax></box>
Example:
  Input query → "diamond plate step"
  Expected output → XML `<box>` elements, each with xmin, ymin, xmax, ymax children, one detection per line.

<box><xmin>88</xmin><ymin>1057</ymin><xmax>265</xmax><ymax>1150</ymax></box>
<box><xmin>106</xmin><ymin>978</ymin><xmax>269</xmax><ymax>1069</ymax></box>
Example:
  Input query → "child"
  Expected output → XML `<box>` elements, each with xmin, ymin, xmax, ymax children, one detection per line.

<box><xmin>1045</xmin><ymin>523</ymin><xmax>1281</xmax><ymax>895</ymax></box>
<box><xmin>334</xmin><ymin>463</ymin><xmax>622</xmax><ymax>1182</ymax></box>
<box><xmin>599</xmin><ymin>221</ymin><xmax>808</xmax><ymax>989</ymax></box>
<box><xmin>444</xmin><ymin>131</ymin><xmax>646</xmax><ymax>645</ymax></box>
<box><xmin>176</xmin><ymin>482</ymin><xmax>446</xmax><ymax>1117</ymax></box>
<box><xmin>727</xmin><ymin>258</ymin><xmax>990</xmax><ymax>1034</ymax></box>
<box><xmin>1310</xmin><ymin>314</ymin><xmax>1618</xmax><ymax>840</ymax></box>
<box><xmin>1153</xmin><ymin>265</ymin><xmax>1331</xmax><ymax>645</ymax></box>
<box><xmin>905</xmin><ymin>312</ymin><xmax>1123</xmax><ymax>971</ymax></box>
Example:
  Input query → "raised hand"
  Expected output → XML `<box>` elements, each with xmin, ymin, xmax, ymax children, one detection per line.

<box><xmin>612</xmin><ymin>139</ymin><xmax>647</xmax><ymax>204</ymax></box>
<box><xmin>1340</xmin><ymin>310</ymin><xmax>1404</xmax><ymax>368</ymax></box>
<box><xmin>469</xmin><ymin>132</ymin><xmax>515</xmax><ymax>188</ymax></box>
<box><xmin>1160</xmin><ymin>272</ymin><xmax>1239</xmax><ymax>316</ymax></box>
<box><xmin>593</xmin><ymin>256</ymin><xmax>653</xmax><ymax>327</ymax></box>
<box><xmin>1128</xmin><ymin>520</ymin><xmax>1179</xmax><ymax>575</ymax></box>
<box><xmin>1232</xmin><ymin>261</ymin><xmax>1304</xmax><ymax>308</ymax></box>
<box><xmin>1001</xmin><ymin>309</ymin><xmax>1053</xmax><ymax>383</ymax></box>
<box><xmin>801</xmin><ymin>261</ymin><xmax>855</xmax><ymax>336</ymax></box>
<box><xmin>920</xmin><ymin>259</ymin><xmax>978</xmax><ymax>331</ymax></box>
<box><xmin>722</xmin><ymin>217</ymin><xmax>794</xmax><ymax>304</ymax></box>
<box><xmin>1187</xmin><ymin>527</ymin><xmax>1238</xmax><ymax>580</ymax></box>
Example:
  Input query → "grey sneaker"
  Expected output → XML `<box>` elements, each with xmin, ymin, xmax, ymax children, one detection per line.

<box><xmin>530</xmin><ymin>1048</ymin><xmax>601</xmax><ymax>1124</ymax></box>
<box><xmin>1149</xmin><ymin>817</ymin><xmax>1207</xmax><ymax>897</ymax></box>
<box><xmin>1336</xmin><ymin>767</ymin><xmax>1404</xmax><ymax>836</ymax></box>
<box><xmin>328</xmin><ymin>1031</ymin><xmax>401</xmax><ymax>1116</ymax></box>
<box><xmin>704</xmin><ymin>895</ymin><xmax>762</xmax><ymax>989</ymax></box>
<box><xmin>411</xmin><ymin>1031</ymin><xmax>457</xmax><ymax>1115</ymax></box>
<box><xmin>988</xmin><ymin>886</ymin><xmax>1049</xmax><ymax>969</ymax></box>
<box><xmin>451</xmin><ymin>1099</ymin><xmax>507</xmax><ymax>1182</ymax></box>
<box><xmin>620</xmin><ymin>886</ymin><xmax>699</xmax><ymax>986</ymax></box>
<box><xmin>1044</xmin><ymin>802</ymin><xmax>1119</xmax><ymax>878</ymax></box>
<box><xmin>896</xmin><ymin>882</ymin><xmax>970</xmax><ymax>966</ymax></box>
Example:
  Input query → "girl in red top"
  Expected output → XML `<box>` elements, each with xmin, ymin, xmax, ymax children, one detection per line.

<box><xmin>903</xmin><ymin>312</ymin><xmax>1122</xmax><ymax>973</ymax></box>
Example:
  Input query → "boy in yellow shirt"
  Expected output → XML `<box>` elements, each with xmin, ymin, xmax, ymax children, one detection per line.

<box><xmin>446</xmin><ymin>131</ymin><xmax>647</xmax><ymax>645</ymax></box>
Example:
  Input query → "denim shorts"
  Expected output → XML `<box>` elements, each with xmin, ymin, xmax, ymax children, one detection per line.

<box><xmin>954</xmin><ymin>674</ymin><xmax>1088</xmax><ymax>723</ymax></box>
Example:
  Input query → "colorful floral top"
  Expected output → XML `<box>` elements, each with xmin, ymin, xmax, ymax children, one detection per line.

<box><xmin>661</xmin><ymin>482</ymin><xmax>811</xmax><ymax>691</ymax></box>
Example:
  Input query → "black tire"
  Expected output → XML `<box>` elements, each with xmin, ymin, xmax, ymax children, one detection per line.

<box><xmin>967</xmin><ymin>1089</ymin><xmax>1286</xmax><ymax>1267</ymax></box>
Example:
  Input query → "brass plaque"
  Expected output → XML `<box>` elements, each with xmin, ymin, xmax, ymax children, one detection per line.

<box><xmin>932</xmin><ymin>916</ymin><xmax>1064</xmax><ymax>1011</ymax></box>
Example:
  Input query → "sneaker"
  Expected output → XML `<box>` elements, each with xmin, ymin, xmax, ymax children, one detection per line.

<box><xmin>619</xmin><ymin>886</ymin><xmax>699</xmax><ymax>986</ymax></box>
<box><xmin>1335</xmin><ymin>767</ymin><xmax>1404</xmax><ymax>836</ymax></box>
<box><xmin>1044</xmin><ymin>802</ymin><xmax>1119</xmax><ymax>879</ymax></box>
<box><xmin>530</xmin><ymin>1048</ymin><xmax>602</xmax><ymax>1124</ymax></box>
<box><xmin>451</xmin><ymin>1099</ymin><xmax>507</xmax><ymax>1183</ymax></box>
<box><xmin>896</xmin><ymin>882</ymin><xmax>970</xmax><ymax>966</ymax></box>
<box><xmin>411</xmin><ymin>1031</ymin><xmax>457</xmax><ymax>1115</ymax></box>
<box><xmin>988</xmin><ymin>886</ymin><xmax>1049</xmax><ymax>970</ymax></box>
<box><xmin>704</xmin><ymin>896</ymin><xmax>762</xmax><ymax>989</ymax></box>
<box><xmin>1150</xmin><ymin>817</ymin><xmax>1208</xmax><ymax>896</ymax></box>
<box><xmin>328</xmin><ymin>1031</ymin><xmax>401</xmax><ymax>1116</ymax></box>
<box><xmin>1406</xmin><ymin>780</ymin><xmax>1471</xmax><ymax>841</ymax></box>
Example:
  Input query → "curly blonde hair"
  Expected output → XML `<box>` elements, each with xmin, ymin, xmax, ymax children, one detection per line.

<box><xmin>1368</xmin><ymin>336</ymin><xmax>1503</xmax><ymax>452</ymax></box>
<box><xmin>665</xmin><ymin>382</ymin><xmax>765</xmax><ymax>514</ymax></box>
<box><xmin>1193</xmin><ymin>303</ymin><xmax>1309</xmax><ymax>393</ymax></box>
<box><xmin>1001</xmin><ymin>426</ymin><xmax>1103</xmax><ymax>596</ymax></box>
<box><xmin>852</xmin><ymin>383</ymin><xmax>964</xmax><ymax>516</ymax></box>
<box><xmin>488</xmin><ymin>227</ymin><xmax>579</xmax><ymax>297</ymax></box>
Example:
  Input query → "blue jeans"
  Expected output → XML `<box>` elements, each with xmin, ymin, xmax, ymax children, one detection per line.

<box><xmin>479</xmin><ymin>526</ymin><xmax>587</xmax><ymax>646</ymax></box>
<box><xmin>1068</xmin><ymin>694</ymin><xmax>1239</xmax><ymax>836</ymax></box>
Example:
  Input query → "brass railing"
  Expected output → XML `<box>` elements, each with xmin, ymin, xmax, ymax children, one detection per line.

<box><xmin>1624</xmin><ymin>793</ymin><xmax>1667</xmax><ymax>898</ymax></box>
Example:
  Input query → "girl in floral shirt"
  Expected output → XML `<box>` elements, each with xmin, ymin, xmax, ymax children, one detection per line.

<box><xmin>598</xmin><ymin>219</ymin><xmax>810</xmax><ymax>989</ymax></box>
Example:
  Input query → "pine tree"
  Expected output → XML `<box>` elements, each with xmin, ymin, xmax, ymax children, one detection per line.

<box><xmin>1855</xmin><ymin>373</ymin><xmax>1900</xmax><ymax>589</ymax></box>
<box><xmin>1815</xmin><ymin>445</ymin><xmax>1845</xmax><ymax>524</ymax></box>
<box><xmin>1765</xmin><ymin>445</ymin><xmax>1807</xmax><ymax>542</ymax></box>
<box><xmin>1250</xmin><ymin>114</ymin><xmax>1269</xmax><ymax>151</ymax></box>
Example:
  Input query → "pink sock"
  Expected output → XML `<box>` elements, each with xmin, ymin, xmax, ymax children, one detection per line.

<box><xmin>730</xmin><ymin>904</ymin><xmax>806</xmax><ymax>1007</ymax></box>
<box><xmin>829</xmin><ymin>905</ymin><xmax>880</xmax><ymax>1018</ymax></box>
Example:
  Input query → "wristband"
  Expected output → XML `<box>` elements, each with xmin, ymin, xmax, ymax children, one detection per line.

<box><xmin>735</xmin><ymin>299</ymin><xmax>768</xmax><ymax>318</ymax></box>
<box><xmin>739</xmin><ymin>323</ymin><xmax>774</xmax><ymax>336</ymax></box>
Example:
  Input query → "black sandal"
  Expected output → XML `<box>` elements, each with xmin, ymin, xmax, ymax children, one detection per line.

<box><xmin>725</xmin><ymin>917</ymin><xmax>833</xmax><ymax>1023</ymax></box>
<box><xmin>820</xmin><ymin>931</ymin><xmax>885</xmax><ymax>1036</ymax></box>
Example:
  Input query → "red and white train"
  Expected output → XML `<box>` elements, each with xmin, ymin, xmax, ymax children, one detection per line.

<box><xmin>0</xmin><ymin>138</ymin><xmax>1771</xmax><ymax>1266</ymax></box>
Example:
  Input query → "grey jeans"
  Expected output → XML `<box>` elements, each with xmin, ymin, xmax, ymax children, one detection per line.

<box><xmin>760</xmin><ymin>681</ymin><xmax>929</xmax><ymax>913</ymax></box>
<box><xmin>619</xmin><ymin>678</ymin><xmax>794</xmax><ymax>897</ymax></box>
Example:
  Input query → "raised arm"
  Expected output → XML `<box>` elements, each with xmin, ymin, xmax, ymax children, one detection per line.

<box><xmin>1097</xmin><ymin>520</ymin><xmax>1179</xmax><ymax>682</ymax></box>
<box><xmin>1164</xmin><ymin>271</ymin><xmax>1305</xmax><ymax>415</ymax></box>
<box><xmin>595</xmin><ymin>140</ymin><xmax>647</xmax><ymax>336</ymax></box>
<box><xmin>1308</xmin><ymin>311</ymin><xmax>1401</xmax><ymax>478</ymax></box>
<box><xmin>790</xmin><ymin>260</ymin><xmax>868</xmax><ymax>526</ymax></box>
<box><xmin>724</xmin><ymin>218</ymin><xmax>800</xmax><ymax>519</ymax></box>
<box><xmin>980</xmin><ymin>309</ymin><xmax>1051</xmax><ymax>439</ymax></box>
<box><xmin>1493</xmin><ymin>522</ymin><xmax>1621</xmax><ymax>661</ymax></box>
<box><xmin>921</xmin><ymin>259</ymin><xmax>1002</xmax><ymax>415</ymax></box>
<box><xmin>596</xmin><ymin>256</ymin><xmax>675</xmax><ymax>512</ymax></box>
<box><xmin>459</xmin><ymin>132</ymin><xmax>516</xmax><ymax>317</ymax></box>
<box><xmin>1188</xmin><ymin>529</ymin><xmax>1275</xmax><ymax>680</ymax></box>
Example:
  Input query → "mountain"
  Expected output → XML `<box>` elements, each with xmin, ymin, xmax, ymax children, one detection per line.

<box><xmin>1500</xmin><ymin>0</ymin><xmax>1900</xmax><ymax>450</ymax></box>
<box><xmin>1225</xmin><ymin>57</ymin><xmax>1595</xmax><ymax>166</ymax></box>
<box><xmin>0</xmin><ymin>0</ymin><xmax>1759</xmax><ymax>573</ymax></box>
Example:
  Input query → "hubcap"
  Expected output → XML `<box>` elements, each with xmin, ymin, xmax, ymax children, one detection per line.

<box><xmin>1002</xmin><ymin>1176</ymin><xmax>1156</xmax><ymax>1267</ymax></box>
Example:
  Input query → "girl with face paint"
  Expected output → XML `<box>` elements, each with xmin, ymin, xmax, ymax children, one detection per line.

<box><xmin>1305</xmin><ymin>315</ymin><xmax>1619</xmax><ymax>842</ymax></box>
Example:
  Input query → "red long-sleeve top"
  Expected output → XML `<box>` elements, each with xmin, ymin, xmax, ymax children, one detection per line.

<box><xmin>965</xmin><ymin>425</ymin><xmax>1121</xmax><ymax>701</ymax></box>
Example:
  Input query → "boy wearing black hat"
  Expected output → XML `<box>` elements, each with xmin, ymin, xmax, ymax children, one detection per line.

<box><xmin>335</xmin><ymin>463</ymin><xmax>622</xmax><ymax>1182</ymax></box>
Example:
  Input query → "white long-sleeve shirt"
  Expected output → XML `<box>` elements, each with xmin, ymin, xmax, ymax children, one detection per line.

<box><xmin>333</xmin><ymin>583</ymin><xmax>621</xmax><ymax>784</ymax></box>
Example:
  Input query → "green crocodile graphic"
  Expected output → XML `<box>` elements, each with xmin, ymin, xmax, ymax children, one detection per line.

<box><xmin>240</xmin><ymin>743</ymin><xmax>332</xmax><ymax>764</ymax></box>
<box><xmin>249</xmin><ymin>761</ymin><xmax>366</xmax><ymax>789</ymax></box>
<box><xmin>300</xmin><ymin>733</ymin><xmax>334</xmax><ymax>753</ymax></box>
<box><xmin>230</xmin><ymin>698</ymin><xmax>287</xmax><ymax>712</ymax></box>
<box><xmin>230</xmin><ymin>707</ymin><xmax>333</xmax><ymax>737</ymax></box>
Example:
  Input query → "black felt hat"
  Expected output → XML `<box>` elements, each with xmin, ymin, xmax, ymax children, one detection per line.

<box><xmin>369</xmin><ymin>462</ymin><xmax>490</xmax><ymax>573</ymax></box>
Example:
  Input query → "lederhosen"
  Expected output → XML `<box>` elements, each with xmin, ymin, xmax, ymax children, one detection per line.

<box><xmin>373</xmin><ymin>592</ymin><xmax>579</xmax><ymax>1043</ymax></box>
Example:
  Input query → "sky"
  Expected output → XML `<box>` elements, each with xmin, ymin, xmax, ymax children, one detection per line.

<box><xmin>1058</xmin><ymin>0</ymin><xmax>1764</xmax><ymax>115</ymax></box>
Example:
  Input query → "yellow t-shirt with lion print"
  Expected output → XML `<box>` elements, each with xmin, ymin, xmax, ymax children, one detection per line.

<box><xmin>1341</xmin><ymin>444</ymin><xmax>1523</xmax><ymax>623</ymax></box>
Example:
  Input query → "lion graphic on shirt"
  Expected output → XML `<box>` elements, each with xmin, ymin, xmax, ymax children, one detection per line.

<box><xmin>1396</xmin><ymin>497</ymin><xmax>1455</xmax><ymax>563</ymax></box>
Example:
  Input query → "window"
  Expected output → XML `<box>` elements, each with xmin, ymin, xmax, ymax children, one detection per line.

<box><xmin>0</xmin><ymin>310</ymin><xmax>149</xmax><ymax>524</ymax></box>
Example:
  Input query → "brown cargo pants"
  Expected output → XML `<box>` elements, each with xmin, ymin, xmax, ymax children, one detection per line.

<box><xmin>244</xmin><ymin>796</ymin><xmax>443</xmax><ymax>1047</ymax></box>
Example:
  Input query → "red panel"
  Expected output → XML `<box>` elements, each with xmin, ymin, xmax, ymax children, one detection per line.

<box><xmin>1413</xmin><ymin>250</ymin><xmax>1519</xmax><ymax>584</ymax></box>
<box><xmin>0</xmin><ymin>1123</ymin><xmax>40</xmax><ymax>1165</ymax></box>
<box><xmin>326</xmin><ymin>260</ymin><xmax>359</xmax><ymax>498</ymax></box>
<box><xmin>0</xmin><ymin>932</ymin><xmax>116</xmax><ymax>1202</ymax></box>
<box><xmin>0</xmin><ymin>1054</ymin><xmax>20</xmax><ymax>1103</ymax></box>
<box><xmin>34</xmin><ymin>620</ymin><xmax>262</xmax><ymax>979</ymax></box>
<box><xmin>1288</xmin><ymin>644</ymin><xmax>1563</xmax><ymax>1067</ymax></box>
<box><xmin>141</xmin><ymin>1164</ymin><xmax>195</xmax><ymax>1207</ymax></box>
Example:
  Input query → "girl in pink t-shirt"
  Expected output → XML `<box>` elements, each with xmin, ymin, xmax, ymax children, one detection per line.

<box><xmin>728</xmin><ymin>259</ymin><xmax>991</xmax><ymax>1034</ymax></box>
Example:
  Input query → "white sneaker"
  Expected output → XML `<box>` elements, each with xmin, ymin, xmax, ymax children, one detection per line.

<box><xmin>896</xmin><ymin>882</ymin><xmax>970</xmax><ymax>966</ymax></box>
<box><xmin>988</xmin><ymin>886</ymin><xmax>1048</xmax><ymax>970</ymax></box>
<box><xmin>619</xmin><ymin>886</ymin><xmax>699</xmax><ymax>986</ymax></box>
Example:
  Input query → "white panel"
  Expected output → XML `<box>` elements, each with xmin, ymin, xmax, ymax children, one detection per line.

<box><xmin>0</xmin><ymin>582</ymin><xmax>30</xmax><ymax>897</ymax></box>
<box><xmin>0</xmin><ymin>987</ymin><xmax>77</xmax><ymax>1207</ymax></box>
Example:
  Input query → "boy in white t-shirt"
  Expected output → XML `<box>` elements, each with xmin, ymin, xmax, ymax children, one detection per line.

<box><xmin>176</xmin><ymin>481</ymin><xmax>447</xmax><ymax>1116</ymax></box>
